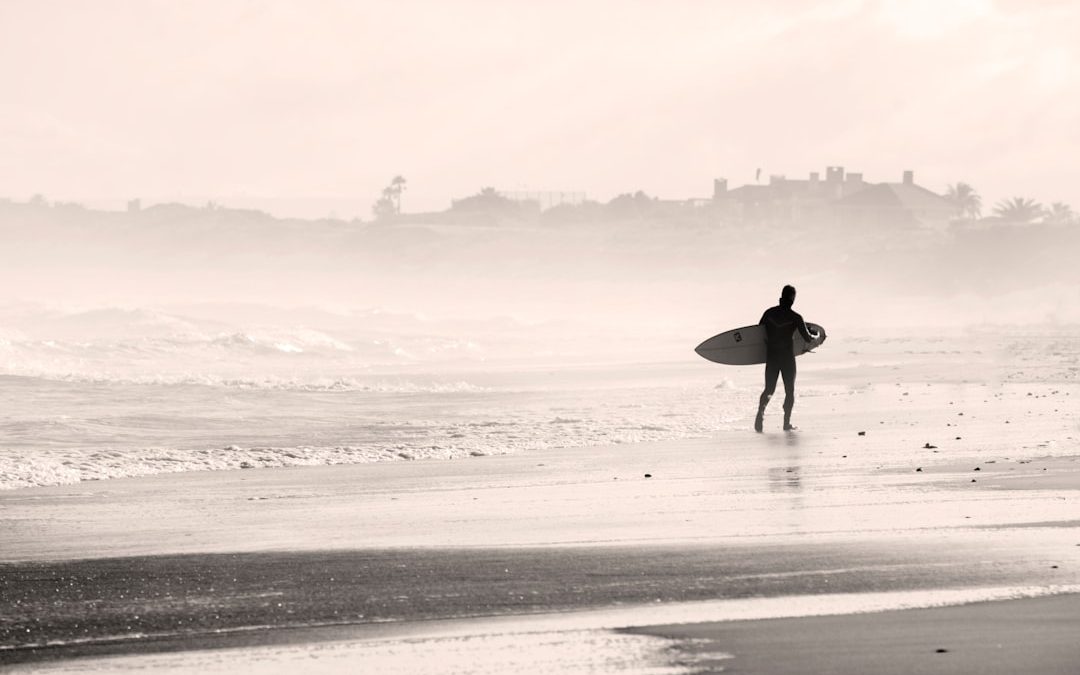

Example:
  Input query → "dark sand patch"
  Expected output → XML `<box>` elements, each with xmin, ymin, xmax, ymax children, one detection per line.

<box><xmin>4</xmin><ymin>539</ymin><xmax>1079</xmax><ymax>665</ymax></box>
<box><xmin>630</xmin><ymin>593</ymin><xmax>1080</xmax><ymax>675</ymax></box>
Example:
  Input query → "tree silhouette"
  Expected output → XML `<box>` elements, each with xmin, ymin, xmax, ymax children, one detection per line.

<box><xmin>992</xmin><ymin>197</ymin><xmax>1044</xmax><ymax>224</ymax></box>
<box><xmin>1043</xmin><ymin>202</ymin><xmax>1076</xmax><ymax>226</ymax></box>
<box><xmin>606</xmin><ymin>190</ymin><xmax>654</xmax><ymax>218</ymax></box>
<box><xmin>451</xmin><ymin>187</ymin><xmax>520</xmax><ymax>213</ymax></box>
<box><xmin>390</xmin><ymin>175</ymin><xmax>407</xmax><ymax>214</ymax></box>
<box><xmin>945</xmin><ymin>182</ymin><xmax>981</xmax><ymax>219</ymax></box>
<box><xmin>371</xmin><ymin>175</ymin><xmax>407</xmax><ymax>220</ymax></box>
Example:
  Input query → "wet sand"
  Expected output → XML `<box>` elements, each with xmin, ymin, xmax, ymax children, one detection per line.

<box><xmin>4</xmin><ymin>380</ymin><xmax>1078</xmax><ymax>561</ymax></box>
<box><xmin>630</xmin><ymin>593</ymin><xmax>1080</xmax><ymax>674</ymax></box>
<box><xmin>4</xmin><ymin>538</ymin><xmax>1078</xmax><ymax>664</ymax></box>
<box><xmin>2</xmin><ymin>377</ymin><xmax>1079</xmax><ymax>671</ymax></box>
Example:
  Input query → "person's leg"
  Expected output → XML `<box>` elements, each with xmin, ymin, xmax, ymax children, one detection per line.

<box><xmin>756</xmin><ymin>360</ymin><xmax>779</xmax><ymax>432</ymax></box>
<box><xmin>781</xmin><ymin>357</ymin><xmax>797</xmax><ymax>430</ymax></box>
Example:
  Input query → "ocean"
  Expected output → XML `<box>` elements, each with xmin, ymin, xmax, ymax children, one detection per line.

<box><xmin>0</xmin><ymin>305</ymin><xmax>749</xmax><ymax>490</ymax></box>
<box><xmin>3</xmin><ymin>303</ymin><xmax>1076</xmax><ymax>491</ymax></box>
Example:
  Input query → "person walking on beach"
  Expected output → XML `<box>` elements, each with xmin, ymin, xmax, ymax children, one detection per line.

<box><xmin>755</xmin><ymin>285</ymin><xmax>818</xmax><ymax>432</ymax></box>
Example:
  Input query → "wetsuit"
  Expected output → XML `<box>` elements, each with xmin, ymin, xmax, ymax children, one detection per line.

<box><xmin>757</xmin><ymin>302</ymin><xmax>814</xmax><ymax>428</ymax></box>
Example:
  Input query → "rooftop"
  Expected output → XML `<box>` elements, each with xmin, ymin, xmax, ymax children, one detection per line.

<box><xmin>836</xmin><ymin>182</ymin><xmax>957</xmax><ymax>211</ymax></box>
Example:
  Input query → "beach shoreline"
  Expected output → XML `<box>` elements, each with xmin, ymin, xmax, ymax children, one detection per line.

<box><xmin>628</xmin><ymin>592</ymin><xmax>1080</xmax><ymax>675</ymax></box>
<box><xmin>3</xmin><ymin>374</ymin><xmax>1079</xmax><ymax>671</ymax></box>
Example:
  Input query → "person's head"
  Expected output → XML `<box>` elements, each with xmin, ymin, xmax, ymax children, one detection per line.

<box><xmin>780</xmin><ymin>285</ymin><xmax>796</xmax><ymax>308</ymax></box>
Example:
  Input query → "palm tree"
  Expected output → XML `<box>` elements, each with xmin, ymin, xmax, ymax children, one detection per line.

<box><xmin>390</xmin><ymin>175</ymin><xmax>407</xmax><ymax>214</ymax></box>
<box><xmin>1043</xmin><ymin>202</ymin><xmax>1076</xmax><ymax>226</ymax></box>
<box><xmin>945</xmin><ymin>182</ymin><xmax>981</xmax><ymax>219</ymax></box>
<box><xmin>992</xmin><ymin>197</ymin><xmax>1044</xmax><ymax>224</ymax></box>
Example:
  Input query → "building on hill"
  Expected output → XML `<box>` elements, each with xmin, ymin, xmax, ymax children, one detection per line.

<box><xmin>711</xmin><ymin>167</ymin><xmax>958</xmax><ymax>228</ymax></box>
<box><xmin>833</xmin><ymin>171</ymin><xmax>959</xmax><ymax>229</ymax></box>
<box><xmin>712</xmin><ymin>166</ymin><xmax>867</xmax><ymax>224</ymax></box>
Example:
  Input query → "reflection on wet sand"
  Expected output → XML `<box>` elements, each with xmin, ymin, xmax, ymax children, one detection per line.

<box><xmin>764</xmin><ymin>432</ymin><xmax>805</xmax><ymax>533</ymax></box>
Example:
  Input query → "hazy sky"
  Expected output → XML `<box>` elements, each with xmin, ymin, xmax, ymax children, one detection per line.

<box><xmin>1</xmin><ymin>0</ymin><xmax>1077</xmax><ymax>217</ymax></box>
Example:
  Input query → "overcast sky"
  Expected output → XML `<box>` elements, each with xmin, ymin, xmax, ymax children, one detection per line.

<box><xmin>1</xmin><ymin>0</ymin><xmax>1076</xmax><ymax>217</ymax></box>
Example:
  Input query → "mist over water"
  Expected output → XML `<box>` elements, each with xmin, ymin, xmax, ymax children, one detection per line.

<box><xmin>1</xmin><ymin>201</ymin><xmax>1077</xmax><ymax>489</ymax></box>
<box><xmin>3</xmin><ymin>203</ymin><xmax>1077</xmax><ymax>346</ymax></box>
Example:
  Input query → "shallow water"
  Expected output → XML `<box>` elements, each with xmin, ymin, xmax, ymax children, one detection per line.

<box><xmin>0</xmin><ymin>363</ymin><xmax>752</xmax><ymax>489</ymax></box>
<box><xmin>2</xmin><ymin>306</ymin><xmax>1077</xmax><ymax>490</ymax></box>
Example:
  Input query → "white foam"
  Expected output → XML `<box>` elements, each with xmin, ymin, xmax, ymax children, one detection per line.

<box><xmin>0</xmin><ymin>368</ymin><xmax>744</xmax><ymax>489</ymax></box>
<box><xmin>17</xmin><ymin>629</ymin><xmax>703</xmax><ymax>675</ymax></box>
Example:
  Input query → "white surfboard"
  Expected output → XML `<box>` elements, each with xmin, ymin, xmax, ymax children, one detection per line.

<box><xmin>695</xmin><ymin>323</ymin><xmax>826</xmax><ymax>365</ymax></box>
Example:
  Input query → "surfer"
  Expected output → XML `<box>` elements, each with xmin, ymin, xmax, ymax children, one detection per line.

<box><xmin>755</xmin><ymin>285</ymin><xmax>818</xmax><ymax>432</ymax></box>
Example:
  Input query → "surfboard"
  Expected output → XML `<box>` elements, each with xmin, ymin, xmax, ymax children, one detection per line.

<box><xmin>695</xmin><ymin>323</ymin><xmax>826</xmax><ymax>365</ymax></box>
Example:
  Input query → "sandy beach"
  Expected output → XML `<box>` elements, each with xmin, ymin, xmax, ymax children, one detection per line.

<box><xmin>3</xmin><ymin>355</ymin><xmax>1080</xmax><ymax>672</ymax></box>
<box><xmin>6</xmin><ymin>1</ymin><xmax>1080</xmax><ymax>671</ymax></box>
<box><xmin>631</xmin><ymin>593</ymin><xmax>1080</xmax><ymax>674</ymax></box>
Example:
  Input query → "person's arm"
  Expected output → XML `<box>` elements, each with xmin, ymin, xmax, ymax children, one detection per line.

<box><xmin>795</xmin><ymin>312</ymin><xmax>817</xmax><ymax>342</ymax></box>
